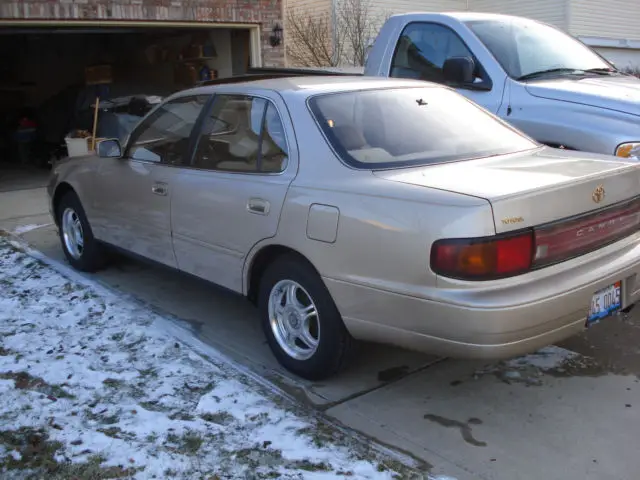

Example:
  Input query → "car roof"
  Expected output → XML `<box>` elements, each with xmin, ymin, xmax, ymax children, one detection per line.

<box><xmin>177</xmin><ymin>75</ymin><xmax>438</xmax><ymax>99</ymax></box>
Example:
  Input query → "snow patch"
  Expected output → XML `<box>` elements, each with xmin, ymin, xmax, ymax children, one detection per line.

<box><xmin>11</xmin><ymin>223</ymin><xmax>52</xmax><ymax>235</ymax></box>
<box><xmin>0</xmin><ymin>239</ymin><xmax>422</xmax><ymax>479</ymax></box>
<box><xmin>504</xmin><ymin>346</ymin><xmax>579</xmax><ymax>370</ymax></box>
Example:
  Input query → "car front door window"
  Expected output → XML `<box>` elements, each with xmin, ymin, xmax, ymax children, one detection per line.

<box><xmin>391</xmin><ymin>22</ymin><xmax>482</xmax><ymax>85</ymax></box>
<box><xmin>126</xmin><ymin>95</ymin><xmax>209</xmax><ymax>166</ymax></box>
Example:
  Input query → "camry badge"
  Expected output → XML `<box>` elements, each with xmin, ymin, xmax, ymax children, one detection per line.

<box><xmin>592</xmin><ymin>185</ymin><xmax>605</xmax><ymax>203</ymax></box>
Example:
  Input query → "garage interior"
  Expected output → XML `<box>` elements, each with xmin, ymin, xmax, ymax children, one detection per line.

<box><xmin>0</xmin><ymin>23</ymin><xmax>254</xmax><ymax>191</ymax></box>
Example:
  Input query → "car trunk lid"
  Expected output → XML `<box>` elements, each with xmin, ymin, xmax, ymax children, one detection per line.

<box><xmin>374</xmin><ymin>148</ymin><xmax>640</xmax><ymax>266</ymax></box>
<box><xmin>374</xmin><ymin>148</ymin><xmax>639</xmax><ymax>230</ymax></box>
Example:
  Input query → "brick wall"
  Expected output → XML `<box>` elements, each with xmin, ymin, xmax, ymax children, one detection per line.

<box><xmin>0</xmin><ymin>0</ymin><xmax>284</xmax><ymax>67</ymax></box>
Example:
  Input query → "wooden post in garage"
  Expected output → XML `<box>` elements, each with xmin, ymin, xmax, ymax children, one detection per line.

<box><xmin>85</xmin><ymin>65</ymin><xmax>113</xmax><ymax>152</ymax></box>
<box><xmin>90</xmin><ymin>97</ymin><xmax>100</xmax><ymax>152</ymax></box>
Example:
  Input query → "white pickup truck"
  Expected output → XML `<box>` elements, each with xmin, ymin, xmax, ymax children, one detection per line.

<box><xmin>363</xmin><ymin>12</ymin><xmax>640</xmax><ymax>160</ymax></box>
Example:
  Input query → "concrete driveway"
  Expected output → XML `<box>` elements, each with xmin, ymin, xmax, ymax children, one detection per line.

<box><xmin>1</xmin><ymin>174</ymin><xmax>639</xmax><ymax>480</ymax></box>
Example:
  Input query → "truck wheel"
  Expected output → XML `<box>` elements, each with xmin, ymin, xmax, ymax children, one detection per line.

<box><xmin>258</xmin><ymin>255</ymin><xmax>354</xmax><ymax>380</ymax></box>
<box><xmin>57</xmin><ymin>191</ymin><xmax>107</xmax><ymax>272</ymax></box>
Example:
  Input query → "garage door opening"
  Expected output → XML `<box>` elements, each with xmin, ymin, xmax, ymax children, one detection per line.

<box><xmin>0</xmin><ymin>23</ymin><xmax>256</xmax><ymax>190</ymax></box>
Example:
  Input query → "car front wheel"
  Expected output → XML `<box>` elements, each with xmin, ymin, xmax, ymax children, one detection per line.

<box><xmin>57</xmin><ymin>191</ymin><xmax>106</xmax><ymax>272</ymax></box>
<box><xmin>258</xmin><ymin>255</ymin><xmax>354</xmax><ymax>380</ymax></box>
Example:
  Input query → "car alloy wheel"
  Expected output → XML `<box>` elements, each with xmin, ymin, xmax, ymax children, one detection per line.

<box><xmin>56</xmin><ymin>191</ymin><xmax>107</xmax><ymax>272</ymax></box>
<box><xmin>258</xmin><ymin>254</ymin><xmax>355</xmax><ymax>380</ymax></box>
<box><xmin>268</xmin><ymin>279</ymin><xmax>320</xmax><ymax>361</ymax></box>
<box><xmin>61</xmin><ymin>207</ymin><xmax>84</xmax><ymax>259</ymax></box>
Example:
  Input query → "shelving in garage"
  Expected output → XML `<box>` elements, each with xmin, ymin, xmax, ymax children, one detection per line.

<box><xmin>0</xmin><ymin>22</ymin><xmax>256</xmax><ymax>190</ymax></box>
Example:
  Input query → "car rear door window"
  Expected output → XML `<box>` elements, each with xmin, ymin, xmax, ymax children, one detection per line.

<box><xmin>191</xmin><ymin>94</ymin><xmax>289</xmax><ymax>173</ymax></box>
<box><xmin>126</xmin><ymin>95</ymin><xmax>209</xmax><ymax>166</ymax></box>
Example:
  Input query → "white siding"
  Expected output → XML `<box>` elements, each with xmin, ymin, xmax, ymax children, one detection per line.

<box><xmin>283</xmin><ymin>0</ymin><xmax>332</xmax><ymax>66</ymax></box>
<box><xmin>468</xmin><ymin>0</ymin><xmax>568</xmax><ymax>28</ymax></box>
<box><xmin>284</xmin><ymin>0</ymin><xmax>331</xmax><ymax>18</ymax></box>
<box><xmin>594</xmin><ymin>47</ymin><xmax>640</xmax><ymax>70</ymax></box>
<box><xmin>569</xmin><ymin>0</ymin><xmax>640</xmax><ymax>41</ymax></box>
<box><xmin>366</xmin><ymin>0</ymin><xmax>466</xmax><ymax>19</ymax></box>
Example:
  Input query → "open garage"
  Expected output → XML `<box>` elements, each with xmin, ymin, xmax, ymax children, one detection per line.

<box><xmin>0</xmin><ymin>0</ymin><xmax>284</xmax><ymax>190</ymax></box>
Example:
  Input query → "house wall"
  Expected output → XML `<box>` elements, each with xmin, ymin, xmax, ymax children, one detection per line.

<box><xmin>468</xmin><ymin>0</ymin><xmax>568</xmax><ymax>28</ymax></box>
<box><xmin>284</xmin><ymin>0</ymin><xmax>467</xmax><ymax>66</ymax></box>
<box><xmin>569</xmin><ymin>0</ymin><xmax>640</xmax><ymax>41</ymax></box>
<box><xmin>568</xmin><ymin>0</ymin><xmax>640</xmax><ymax>69</ymax></box>
<box><xmin>367</xmin><ymin>0</ymin><xmax>466</xmax><ymax>18</ymax></box>
<box><xmin>0</xmin><ymin>0</ymin><xmax>284</xmax><ymax>67</ymax></box>
<box><xmin>283</xmin><ymin>0</ymin><xmax>333</xmax><ymax>66</ymax></box>
<box><xmin>286</xmin><ymin>0</ymin><xmax>332</xmax><ymax>17</ymax></box>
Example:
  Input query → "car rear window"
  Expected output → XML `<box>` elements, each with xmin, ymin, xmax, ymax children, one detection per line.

<box><xmin>308</xmin><ymin>87</ymin><xmax>537</xmax><ymax>169</ymax></box>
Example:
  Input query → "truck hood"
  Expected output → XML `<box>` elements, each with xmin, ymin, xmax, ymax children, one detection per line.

<box><xmin>525</xmin><ymin>75</ymin><xmax>640</xmax><ymax>117</ymax></box>
<box><xmin>373</xmin><ymin>147</ymin><xmax>640</xmax><ymax>234</ymax></box>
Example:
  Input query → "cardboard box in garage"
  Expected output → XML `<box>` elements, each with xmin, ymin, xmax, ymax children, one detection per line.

<box><xmin>85</xmin><ymin>65</ymin><xmax>112</xmax><ymax>85</ymax></box>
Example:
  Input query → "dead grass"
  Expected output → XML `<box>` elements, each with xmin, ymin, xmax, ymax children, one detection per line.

<box><xmin>165</xmin><ymin>430</ymin><xmax>204</xmax><ymax>456</ymax></box>
<box><xmin>0</xmin><ymin>427</ymin><xmax>139</xmax><ymax>479</ymax></box>
<box><xmin>200</xmin><ymin>411</ymin><xmax>233</xmax><ymax>425</ymax></box>
<box><xmin>0</xmin><ymin>371</ymin><xmax>74</xmax><ymax>399</ymax></box>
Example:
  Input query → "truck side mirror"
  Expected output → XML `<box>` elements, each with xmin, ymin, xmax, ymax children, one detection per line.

<box><xmin>443</xmin><ymin>56</ymin><xmax>475</xmax><ymax>84</ymax></box>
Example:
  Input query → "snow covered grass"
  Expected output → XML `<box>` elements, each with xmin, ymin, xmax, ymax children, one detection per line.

<box><xmin>0</xmin><ymin>238</ymin><xmax>426</xmax><ymax>479</ymax></box>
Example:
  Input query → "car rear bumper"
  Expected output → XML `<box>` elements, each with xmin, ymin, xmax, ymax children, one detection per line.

<box><xmin>324</xmin><ymin>235</ymin><xmax>640</xmax><ymax>359</ymax></box>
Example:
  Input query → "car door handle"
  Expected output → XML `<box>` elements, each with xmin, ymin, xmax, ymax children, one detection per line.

<box><xmin>247</xmin><ymin>198</ymin><xmax>270</xmax><ymax>215</ymax></box>
<box><xmin>152</xmin><ymin>183</ymin><xmax>168</xmax><ymax>196</ymax></box>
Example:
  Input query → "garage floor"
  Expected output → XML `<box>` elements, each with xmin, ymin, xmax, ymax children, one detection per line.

<box><xmin>2</xmin><ymin>184</ymin><xmax>640</xmax><ymax>480</ymax></box>
<box><xmin>0</xmin><ymin>165</ymin><xmax>50</xmax><ymax>192</ymax></box>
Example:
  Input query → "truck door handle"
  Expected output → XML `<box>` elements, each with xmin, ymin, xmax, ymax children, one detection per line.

<box><xmin>152</xmin><ymin>183</ymin><xmax>168</xmax><ymax>196</ymax></box>
<box><xmin>247</xmin><ymin>198</ymin><xmax>270</xmax><ymax>215</ymax></box>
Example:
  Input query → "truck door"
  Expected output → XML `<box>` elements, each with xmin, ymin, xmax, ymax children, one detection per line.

<box><xmin>388</xmin><ymin>22</ymin><xmax>505</xmax><ymax>114</ymax></box>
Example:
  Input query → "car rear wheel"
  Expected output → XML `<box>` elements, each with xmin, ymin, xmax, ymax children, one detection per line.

<box><xmin>57</xmin><ymin>191</ymin><xmax>107</xmax><ymax>272</ymax></box>
<box><xmin>258</xmin><ymin>255</ymin><xmax>354</xmax><ymax>380</ymax></box>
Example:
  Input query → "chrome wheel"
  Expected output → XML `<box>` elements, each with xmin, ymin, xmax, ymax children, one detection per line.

<box><xmin>61</xmin><ymin>207</ymin><xmax>84</xmax><ymax>260</ymax></box>
<box><xmin>268</xmin><ymin>279</ymin><xmax>320</xmax><ymax>361</ymax></box>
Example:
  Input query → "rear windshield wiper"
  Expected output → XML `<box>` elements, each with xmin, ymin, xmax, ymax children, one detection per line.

<box><xmin>516</xmin><ymin>68</ymin><xmax>581</xmax><ymax>81</ymax></box>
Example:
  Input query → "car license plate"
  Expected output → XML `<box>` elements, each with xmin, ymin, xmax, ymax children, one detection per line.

<box><xmin>587</xmin><ymin>281</ymin><xmax>622</xmax><ymax>325</ymax></box>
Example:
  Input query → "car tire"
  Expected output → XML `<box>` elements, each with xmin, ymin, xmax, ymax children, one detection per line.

<box><xmin>56</xmin><ymin>191</ymin><xmax>107</xmax><ymax>272</ymax></box>
<box><xmin>258</xmin><ymin>254</ymin><xmax>355</xmax><ymax>380</ymax></box>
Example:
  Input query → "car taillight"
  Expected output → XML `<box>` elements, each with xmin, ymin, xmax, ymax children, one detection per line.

<box><xmin>430</xmin><ymin>231</ymin><xmax>534</xmax><ymax>280</ymax></box>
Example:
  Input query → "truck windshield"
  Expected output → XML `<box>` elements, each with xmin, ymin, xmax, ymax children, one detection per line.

<box><xmin>465</xmin><ymin>18</ymin><xmax>613</xmax><ymax>80</ymax></box>
<box><xmin>308</xmin><ymin>87</ymin><xmax>537</xmax><ymax>170</ymax></box>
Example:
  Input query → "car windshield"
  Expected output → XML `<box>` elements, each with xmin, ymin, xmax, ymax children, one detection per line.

<box><xmin>308</xmin><ymin>87</ymin><xmax>537</xmax><ymax>169</ymax></box>
<box><xmin>465</xmin><ymin>18</ymin><xmax>613</xmax><ymax>80</ymax></box>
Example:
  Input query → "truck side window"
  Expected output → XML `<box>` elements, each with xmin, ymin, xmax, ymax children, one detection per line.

<box><xmin>390</xmin><ymin>22</ymin><xmax>476</xmax><ymax>84</ymax></box>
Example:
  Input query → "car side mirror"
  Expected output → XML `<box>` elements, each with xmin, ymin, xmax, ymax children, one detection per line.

<box><xmin>443</xmin><ymin>56</ymin><xmax>475</xmax><ymax>85</ymax></box>
<box><xmin>97</xmin><ymin>139</ymin><xmax>122</xmax><ymax>158</ymax></box>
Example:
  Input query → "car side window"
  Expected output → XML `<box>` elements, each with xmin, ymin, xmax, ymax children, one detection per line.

<box><xmin>192</xmin><ymin>94</ymin><xmax>289</xmax><ymax>173</ymax></box>
<box><xmin>126</xmin><ymin>95</ymin><xmax>209</xmax><ymax>166</ymax></box>
<box><xmin>390</xmin><ymin>22</ymin><xmax>477</xmax><ymax>84</ymax></box>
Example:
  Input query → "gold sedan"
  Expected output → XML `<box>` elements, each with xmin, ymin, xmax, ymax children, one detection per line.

<box><xmin>48</xmin><ymin>76</ymin><xmax>640</xmax><ymax>379</ymax></box>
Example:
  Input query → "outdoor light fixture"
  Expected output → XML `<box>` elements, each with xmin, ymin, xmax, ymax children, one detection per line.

<box><xmin>269</xmin><ymin>23</ymin><xmax>283</xmax><ymax>47</ymax></box>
